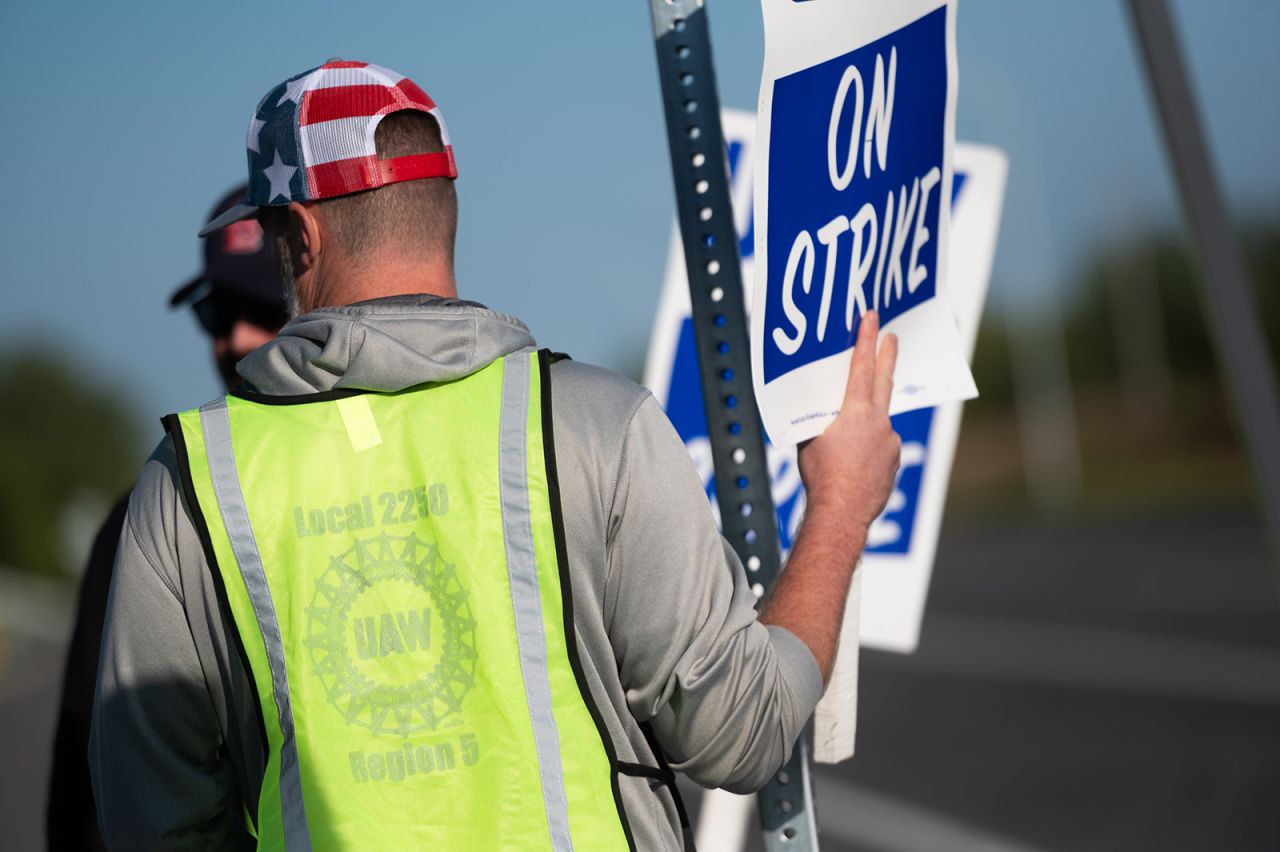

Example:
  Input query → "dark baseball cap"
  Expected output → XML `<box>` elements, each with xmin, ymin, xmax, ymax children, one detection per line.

<box><xmin>170</xmin><ymin>185</ymin><xmax>284</xmax><ymax>309</ymax></box>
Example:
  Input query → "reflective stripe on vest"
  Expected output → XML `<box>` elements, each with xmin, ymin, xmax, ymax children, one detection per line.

<box><xmin>171</xmin><ymin>350</ymin><xmax>631</xmax><ymax>851</ymax></box>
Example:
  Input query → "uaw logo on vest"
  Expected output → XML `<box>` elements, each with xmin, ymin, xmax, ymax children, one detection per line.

<box><xmin>644</xmin><ymin>100</ymin><xmax>1005</xmax><ymax>652</ymax></box>
<box><xmin>305</xmin><ymin>529</ymin><xmax>480</xmax><ymax>781</ymax></box>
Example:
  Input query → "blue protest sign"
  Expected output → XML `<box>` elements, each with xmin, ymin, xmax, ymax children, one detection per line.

<box><xmin>762</xmin><ymin>7</ymin><xmax>948</xmax><ymax>385</ymax></box>
<box><xmin>644</xmin><ymin>107</ymin><xmax>1008</xmax><ymax>649</ymax></box>
<box><xmin>750</xmin><ymin>0</ymin><xmax>973</xmax><ymax>448</ymax></box>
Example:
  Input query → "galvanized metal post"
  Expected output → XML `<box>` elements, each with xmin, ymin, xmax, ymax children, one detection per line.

<box><xmin>1126</xmin><ymin>0</ymin><xmax>1280</xmax><ymax>569</ymax></box>
<box><xmin>648</xmin><ymin>1</ymin><xmax>820</xmax><ymax>848</ymax></box>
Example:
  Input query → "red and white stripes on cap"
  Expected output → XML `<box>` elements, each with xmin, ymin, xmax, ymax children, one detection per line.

<box><xmin>294</xmin><ymin>60</ymin><xmax>456</xmax><ymax>199</ymax></box>
<box><xmin>200</xmin><ymin>59</ymin><xmax>457</xmax><ymax>236</ymax></box>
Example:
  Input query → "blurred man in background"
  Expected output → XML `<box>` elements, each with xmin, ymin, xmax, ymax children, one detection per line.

<box><xmin>46</xmin><ymin>186</ymin><xmax>286</xmax><ymax>851</ymax></box>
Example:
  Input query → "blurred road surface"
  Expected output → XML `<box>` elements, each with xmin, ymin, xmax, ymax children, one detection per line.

<box><xmin>690</xmin><ymin>509</ymin><xmax>1280</xmax><ymax>852</ymax></box>
<box><xmin>4</xmin><ymin>510</ymin><xmax>1278</xmax><ymax>851</ymax></box>
<box><xmin>0</xmin><ymin>635</ymin><xmax>62</xmax><ymax>852</ymax></box>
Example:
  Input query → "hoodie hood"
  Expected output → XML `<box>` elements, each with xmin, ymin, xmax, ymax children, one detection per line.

<box><xmin>236</xmin><ymin>295</ymin><xmax>537</xmax><ymax>396</ymax></box>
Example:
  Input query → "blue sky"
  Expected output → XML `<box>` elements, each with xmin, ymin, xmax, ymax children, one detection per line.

<box><xmin>0</xmin><ymin>1</ymin><xmax>1276</xmax><ymax>425</ymax></box>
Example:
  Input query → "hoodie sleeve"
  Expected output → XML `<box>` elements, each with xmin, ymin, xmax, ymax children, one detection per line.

<box><xmin>604</xmin><ymin>396</ymin><xmax>823</xmax><ymax>793</ymax></box>
<box><xmin>89</xmin><ymin>440</ymin><xmax>254</xmax><ymax>851</ymax></box>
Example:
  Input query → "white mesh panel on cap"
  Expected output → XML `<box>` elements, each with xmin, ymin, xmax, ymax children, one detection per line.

<box><xmin>362</xmin><ymin>63</ymin><xmax>407</xmax><ymax>86</ymax></box>
<box><xmin>306</xmin><ymin>63</ymin><xmax>404</xmax><ymax>92</ymax></box>
<box><xmin>427</xmin><ymin>107</ymin><xmax>452</xmax><ymax>147</ymax></box>
<box><xmin>301</xmin><ymin>116</ymin><xmax>375</xmax><ymax>166</ymax></box>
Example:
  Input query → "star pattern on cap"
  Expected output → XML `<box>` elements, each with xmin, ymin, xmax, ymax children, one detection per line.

<box><xmin>247</xmin><ymin>117</ymin><xmax>266</xmax><ymax>154</ymax></box>
<box><xmin>277</xmin><ymin>75</ymin><xmax>308</xmax><ymax>107</ymax></box>
<box><xmin>263</xmin><ymin>151</ymin><xmax>297</xmax><ymax>202</ymax></box>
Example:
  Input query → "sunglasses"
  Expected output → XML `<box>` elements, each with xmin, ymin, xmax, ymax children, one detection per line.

<box><xmin>191</xmin><ymin>289</ymin><xmax>288</xmax><ymax>338</ymax></box>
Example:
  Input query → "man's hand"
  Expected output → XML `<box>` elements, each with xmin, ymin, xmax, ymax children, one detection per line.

<box><xmin>761</xmin><ymin>311</ymin><xmax>899</xmax><ymax>683</ymax></box>
<box><xmin>798</xmin><ymin>310</ymin><xmax>900</xmax><ymax>529</ymax></box>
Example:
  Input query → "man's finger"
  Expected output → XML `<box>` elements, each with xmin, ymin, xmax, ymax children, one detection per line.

<box><xmin>847</xmin><ymin>311</ymin><xmax>879</xmax><ymax>403</ymax></box>
<box><xmin>872</xmin><ymin>332</ymin><xmax>898</xmax><ymax>412</ymax></box>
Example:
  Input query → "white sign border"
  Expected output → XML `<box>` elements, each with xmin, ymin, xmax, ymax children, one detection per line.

<box><xmin>751</xmin><ymin>0</ymin><xmax>962</xmax><ymax>447</ymax></box>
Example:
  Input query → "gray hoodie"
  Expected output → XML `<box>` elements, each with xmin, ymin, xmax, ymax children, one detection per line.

<box><xmin>90</xmin><ymin>296</ymin><xmax>821</xmax><ymax>850</ymax></box>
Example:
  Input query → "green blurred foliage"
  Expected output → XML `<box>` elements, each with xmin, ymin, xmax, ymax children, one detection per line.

<box><xmin>1062</xmin><ymin>215</ymin><xmax>1280</xmax><ymax>388</ymax></box>
<box><xmin>969</xmin><ymin>213</ymin><xmax>1280</xmax><ymax>408</ymax></box>
<box><xmin>0</xmin><ymin>347</ymin><xmax>144</xmax><ymax>575</ymax></box>
<box><xmin>955</xmin><ymin>214</ymin><xmax>1279</xmax><ymax>510</ymax></box>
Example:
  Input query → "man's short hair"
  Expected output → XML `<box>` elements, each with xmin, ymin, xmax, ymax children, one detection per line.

<box><xmin>261</xmin><ymin>110</ymin><xmax>458</xmax><ymax>264</ymax></box>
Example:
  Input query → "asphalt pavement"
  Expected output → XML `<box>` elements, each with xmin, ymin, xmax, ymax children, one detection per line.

<box><xmin>0</xmin><ymin>635</ymin><xmax>62</xmax><ymax>852</ymax></box>
<box><xmin>698</xmin><ymin>509</ymin><xmax>1280</xmax><ymax>852</ymax></box>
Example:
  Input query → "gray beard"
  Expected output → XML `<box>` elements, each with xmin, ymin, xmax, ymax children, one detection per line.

<box><xmin>284</xmin><ymin>274</ymin><xmax>302</xmax><ymax>320</ymax></box>
<box><xmin>274</xmin><ymin>235</ymin><xmax>303</xmax><ymax>319</ymax></box>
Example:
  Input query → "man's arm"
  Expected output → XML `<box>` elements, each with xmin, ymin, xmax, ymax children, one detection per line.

<box><xmin>89</xmin><ymin>443</ymin><xmax>252</xmax><ymax>850</ymax></box>
<box><xmin>597</xmin><ymin>388</ymin><xmax>822</xmax><ymax>794</ymax></box>
<box><xmin>760</xmin><ymin>311</ymin><xmax>900</xmax><ymax>682</ymax></box>
<box><xmin>592</xmin><ymin>313</ymin><xmax>895</xmax><ymax>792</ymax></box>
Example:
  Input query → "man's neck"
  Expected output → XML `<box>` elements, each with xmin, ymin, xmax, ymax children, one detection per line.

<box><xmin>312</xmin><ymin>252</ymin><xmax>458</xmax><ymax>308</ymax></box>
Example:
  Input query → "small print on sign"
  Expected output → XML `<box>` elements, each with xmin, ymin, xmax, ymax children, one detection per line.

<box><xmin>752</xmin><ymin>0</ymin><xmax>974</xmax><ymax>447</ymax></box>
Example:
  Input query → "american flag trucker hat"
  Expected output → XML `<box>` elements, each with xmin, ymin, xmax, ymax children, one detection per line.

<box><xmin>199</xmin><ymin>59</ymin><xmax>457</xmax><ymax>236</ymax></box>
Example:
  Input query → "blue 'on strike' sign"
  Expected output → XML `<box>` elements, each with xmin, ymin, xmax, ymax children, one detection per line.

<box><xmin>663</xmin><ymin>151</ymin><xmax>967</xmax><ymax>556</ymax></box>
<box><xmin>762</xmin><ymin>6</ymin><xmax>948</xmax><ymax>384</ymax></box>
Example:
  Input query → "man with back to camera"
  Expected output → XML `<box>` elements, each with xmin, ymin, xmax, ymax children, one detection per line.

<box><xmin>46</xmin><ymin>186</ymin><xmax>286</xmax><ymax>851</ymax></box>
<box><xmin>89</xmin><ymin>60</ymin><xmax>900</xmax><ymax>850</ymax></box>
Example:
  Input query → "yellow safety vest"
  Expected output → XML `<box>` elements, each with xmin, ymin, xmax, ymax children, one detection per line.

<box><xmin>167</xmin><ymin>350</ymin><xmax>638</xmax><ymax>850</ymax></box>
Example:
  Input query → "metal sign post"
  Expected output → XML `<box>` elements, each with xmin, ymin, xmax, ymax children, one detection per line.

<box><xmin>1126</xmin><ymin>0</ymin><xmax>1280</xmax><ymax>571</ymax></box>
<box><xmin>648</xmin><ymin>1</ymin><xmax>819</xmax><ymax>849</ymax></box>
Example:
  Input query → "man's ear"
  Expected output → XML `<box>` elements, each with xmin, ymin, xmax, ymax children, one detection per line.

<box><xmin>288</xmin><ymin>201</ymin><xmax>323</xmax><ymax>273</ymax></box>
